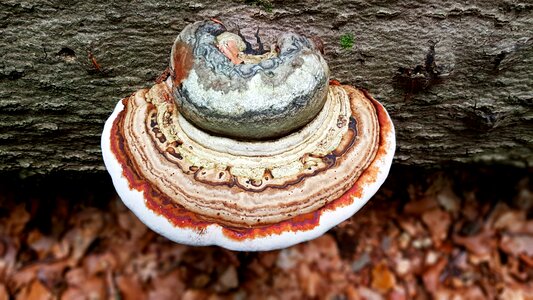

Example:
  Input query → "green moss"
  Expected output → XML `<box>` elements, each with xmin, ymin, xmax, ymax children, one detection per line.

<box><xmin>244</xmin><ymin>0</ymin><xmax>273</xmax><ymax>12</ymax></box>
<box><xmin>340</xmin><ymin>33</ymin><xmax>355</xmax><ymax>49</ymax></box>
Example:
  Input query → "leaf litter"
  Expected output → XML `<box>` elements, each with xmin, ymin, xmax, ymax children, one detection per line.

<box><xmin>0</xmin><ymin>167</ymin><xmax>531</xmax><ymax>299</ymax></box>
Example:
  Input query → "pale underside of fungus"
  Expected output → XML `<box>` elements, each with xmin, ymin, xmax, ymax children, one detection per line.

<box><xmin>101</xmin><ymin>20</ymin><xmax>395</xmax><ymax>251</ymax></box>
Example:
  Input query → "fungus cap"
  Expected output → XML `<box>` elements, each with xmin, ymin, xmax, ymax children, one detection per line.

<box><xmin>101</xmin><ymin>20</ymin><xmax>395</xmax><ymax>251</ymax></box>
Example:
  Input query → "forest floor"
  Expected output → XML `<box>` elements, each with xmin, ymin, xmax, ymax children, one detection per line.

<box><xmin>0</xmin><ymin>165</ymin><xmax>532</xmax><ymax>300</ymax></box>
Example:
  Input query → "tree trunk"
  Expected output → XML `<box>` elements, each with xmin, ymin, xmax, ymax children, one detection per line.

<box><xmin>1</xmin><ymin>0</ymin><xmax>532</xmax><ymax>176</ymax></box>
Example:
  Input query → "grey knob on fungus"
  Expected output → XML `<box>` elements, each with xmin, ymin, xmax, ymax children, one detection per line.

<box><xmin>170</xmin><ymin>21</ymin><xmax>330</xmax><ymax>140</ymax></box>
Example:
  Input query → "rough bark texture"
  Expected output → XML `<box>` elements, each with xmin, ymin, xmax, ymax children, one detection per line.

<box><xmin>1</xmin><ymin>0</ymin><xmax>532</xmax><ymax>176</ymax></box>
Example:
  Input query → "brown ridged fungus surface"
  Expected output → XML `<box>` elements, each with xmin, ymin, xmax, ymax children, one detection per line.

<box><xmin>110</xmin><ymin>81</ymin><xmax>380</xmax><ymax>228</ymax></box>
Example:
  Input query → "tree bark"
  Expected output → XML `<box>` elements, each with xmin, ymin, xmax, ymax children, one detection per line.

<box><xmin>1</xmin><ymin>0</ymin><xmax>532</xmax><ymax>176</ymax></box>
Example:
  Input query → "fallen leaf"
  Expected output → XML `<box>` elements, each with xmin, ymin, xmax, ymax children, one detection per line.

<box><xmin>303</xmin><ymin>270</ymin><xmax>321</xmax><ymax>298</ymax></box>
<box><xmin>453</xmin><ymin>228</ymin><xmax>496</xmax><ymax>257</ymax></box>
<box><xmin>357</xmin><ymin>287</ymin><xmax>384</xmax><ymax>300</ymax></box>
<box><xmin>371</xmin><ymin>262</ymin><xmax>396</xmax><ymax>293</ymax></box>
<box><xmin>10</xmin><ymin>259</ymin><xmax>70</xmax><ymax>293</ymax></box>
<box><xmin>79</xmin><ymin>275</ymin><xmax>106</xmax><ymax>300</ymax></box>
<box><xmin>130</xmin><ymin>253</ymin><xmax>158</xmax><ymax>282</ymax></box>
<box><xmin>17</xmin><ymin>280</ymin><xmax>53</xmax><ymax>300</ymax></box>
<box><xmin>276</xmin><ymin>248</ymin><xmax>301</xmax><ymax>271</ymax></box>
<box><xmin>404</xmin><ymin>197</ymin><xmax>438</xmax><ymax>215</ymax></box>
<box><xmin>181</xmin><ymin>289</ymin><xmax>210</xmax><ymax>300</ymax></box>
<box><xmin>499</xmin><ymin>283</ymin><xmax>533</xmax><ymax>299</ymax></box>
<box><xmin>116</xmin><ymin>275</ymin><xmax>147</xmax><ymax>300</ymax></box>
<box><xmin>146</xmin><ymin>270</ymin><xmax>184</xmax><ymax>300</ymax></box>
<box><xmin>513</xmin><ymin>177</ymin><xmax>533</xmax><ymax>211</ymax></box>
<box><xmin>60</xmin><ymin>287</ymin><xmax>86</xmax><ymax>300</ymax></box>
<box><xmin>394</xmin><ymin>256</ymin><xmax>411</xmax><ymax>276</ymax></box>
<box><xmin>520</xmin><ymin>253</ymin><xmax>533</xmax><ymax>267</ymax></box>
<box><xmin>500</xmin><ymin>234</ymin><xmax>533</xmax><ymax>257</ymax></box>
<box><xmin>436</xmin><ymin>183</ymin><xmax>461</xmax><ymax>214</ymax></box>
<box><xmin>5</xmin><ymin>205</ymin><xmax>30</xmax><ymax>236</ymax></box>
<box><xmin>421</xmin><ymin>208</ymin><xmax>451</xmax><ymax>246</ymax></box>
<box><xmin>422</xmin><ymin>257</ymin><xmax>446</xmax><ymax>293</ymax></box>
<box><xmin>493</xmin><ymin>210</ymin><xmax>526</xmax><ymax>232</ymax></box>
<box><xmin>26</xmin><ymin>230</ymin><xmax>55</xmax><ymax>260</ymax></box>
<box><xmin>0</xmin><ymin>237</ymin><xmax>18</xmax><ymax>282</ymax></box>
<box><xmin>259</xmin><ymin>250</ymin><xmax>277</xmax><ymax>266</ymax></box>
<box><xmin>389</xmin><ymin>286</ymin><xmax>407</xmax><ymax>300</ymax></box>
<box><xmin>83</xmin><ymin>252</ymin><xmax>118</xmax><ymax>276</ymax></box>
<box><xmin>433</xmin><ymin>286</ymin><xmax>485</xmax><ymax>300</ymax></box>
<box><xmin>64</xmin><ymin>267</ymin><xmax>86</xmax><ymax>287</ymax></box>
<box><xmin>344</xmin><ymin>285</ymin><xmax>361</xmax><ymax>300</ymax></box>
<box><xmin>117</xmin><ymin>210</ymin><xmax>148</xmax><ymax>241</ymax></box>
<box><xmin>215</xmin><ymin>266</ymin><xmax>238</xmax><ymax>292</ymax></box>
<box><xmin>397</xmin><ymin>218</ymin><xmax>426</xmax><ymax>237</ymax></box>
<box><xmin>0</xmin><ymin>284</ymin><xmax>8</xmax><ymax>300</ymax></box>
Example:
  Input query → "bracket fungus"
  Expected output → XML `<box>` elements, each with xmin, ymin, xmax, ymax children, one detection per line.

<box><xmin>101</xmin><ymin>20</ymin><xmax>395</xmax><ymax>251</ymax></box>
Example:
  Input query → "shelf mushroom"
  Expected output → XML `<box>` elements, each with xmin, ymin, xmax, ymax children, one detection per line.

<box><xmin>101</xmin><ymin>20</ymin><xmax>395</xmax><ymax>251</ymax></box>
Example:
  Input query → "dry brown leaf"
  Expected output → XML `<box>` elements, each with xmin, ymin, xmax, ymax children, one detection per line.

<box><xmin>10</xmin><ymin>258</ymin><xmax>70</xmax><ymax>293</ymax></box>
<box><xmin>357</xmin><ymin>287</ymin><xmax>384</xmax><ymax>300</ymax></box>
<box><xmin>500</xmin><ymin>234</ymin><xmax>533</xmax><ymax>258</ymax></box>
<box><xmin>312</xmin><ymin>235</ymin><xmax>342</xmax><ymax>272</ymax></box>
<box><xmin>371</xmin><ymin>262</ymin><xmax>396</xmax><ymax>293</ymax></box>
<box><xmin>17</xmin><ymin>280</ymin><xmax>53</xmax><ymax>300</ymax></box>
<box><xmin>116</xmin><ymin>275</ymin><xmax>147</xmax><ymax>300</ymax></box>
<box><xmin>79</xmin><ymin>275</ymin><xmax>106</xmax><ymax>299</ymax></box>
<box><xmin>64</xmin><ymin>267</ymin><xmax>86</xmax><ymax>287</ymax></box>
<box><xmin>397</xmin><ymin>218</ymin><xmax>426</xmax><ymax>237</ymax></box>
<box><xmin>62</xmin><ymin>210</ymin><xmax>105</xmax><ymax>264</ymax></box>
<box><xmin>60</xmin><ymin>287</ymin><xmax>86</xmax><ymax>300</ymax></box>
<box><xmin>117</xmin><ymin>210</ymin><xmax>148</xmax><ymax>241</ymax></box>
<box><xmin>493</xmin><ymin>210</ymin><xmax>526</xmax><ymax>232</ymax></box>
<box><xmin>246</xmin><ymin>258</ymin><xmax>266</xmax><ymax>279</ymax></box>
<box><xmin>422</xmin><ymin>257</ymin><xmax>447</xmax><ymax>293</ymax></box>
<box><xmin>276</xmin><ymin>248</ymin><xmax>301</xmax><ymax>271</ymax></box>
<box><xmin>181</xmin><ymin>289</ymin><xmax>210</xmax><ymax>300</ymax></box>
<box><xmin>83</xmin><ymin>252</ymin><xmax>118</xmax><ymax>276</ymax></box>
<box><xmin>389</xmin><ymin>286</ymin><xmax>407</xmax><ymax>300</ymax></box>
<box><xmin>494</xmin><ymin>212</ymin><xmax>533</xmax><ymax>235</ymax></box>
<box><xmin>421</xmin><ymin>208</ymin><xmax>451</xmax><ymax>246</ymax></box>
<box><xmin>404</xmin><ymin>197</ymin><xmax>438</xmax><ymax>215</ymax></box>
<box><xmin>393</xmin><ymin>256</ymin><xmax>412</xmax><ymax>277</ymax></box>
<box><xmin>453</xmin><ymin>228</ymin><xmax>496</xmax><ymax>258</ymax></box>
<box><xmin>499</xmin><ymin>283</ymin><xmax>533</xmax><ymax>299</ymax></box>
<box><xmin>10</xmin><ymin>266</ymin><xmax>38</xmax><ymax>293</ymax></box>
<box><xmin>0</xmin><ymin>284</ymin><xmax>8</xmax><ymax>300</ymax></box>
<box><xmin>344</xmin><ymin>285</ymin><xmax>361</xmax><ymax>300</ymax></box>
<box><xmin>214</xmin><ymin>266</ymin><xmax>239</xmax><ymax>293</ymax></box>
<box><xmin>462</xmin><ymin>191</ymin><xmax>481</xmax><ymax>221</ymax></box>
<box><xmin>0</xmin><ymin>237</ymin><xmax>18</xmax><ymax>282</ymax></box>
<box><xmin>147</xmin><ymin>270</ymin><xmax>185</xmax><ymax>299</ymax></box>
<box><xmin>258</xmin><ymin>251</ymin><xmax>278</xmax><ymax>269</ymax></box>
<box><xmin>433</xmin><ymin>286</ymin><xmax>486</xmax><ymax>300</ymax></box>
<box><xmin>436</xmin><ymin>183</ymin><xmax>461</xmax><ymax>214</ymax></box>
<box><xmin>6</xmin><ymin>205</ymin><xmax>30</xmax><ymax>237</ymax></box>
<box><xmin>514</xmin><ymin>177</ymin><xmax>533</xmax><ymax>211</ymax></box>
<box><xmin>502</xmin><ymin>256</ymin><xmax>529</xmax><ymax>282</ymax></box>
<box><xmin>520</xmin><ymin>253</ymin><xmax>533</xmax><ymax>268</ymax></box>
<box><xmin>304</xmin><ymin>270</ymin><xmax>322</xmax><ymax>298</ymax></box>
<box><xmin>130</xmin><ymin>253</ymin><xmax>159</xmax><ymax>282</ymax></box>
<box><xmin>26</xmin><ymin>230</ymin><xmax>55</xmax><ymax>260</ymax></box>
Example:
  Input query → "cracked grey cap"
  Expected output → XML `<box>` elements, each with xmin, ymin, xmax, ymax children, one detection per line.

<box><xmin>169</xmin><ymin>20</ymin><xmax>330</xmax><ymax>140</ymax></box>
